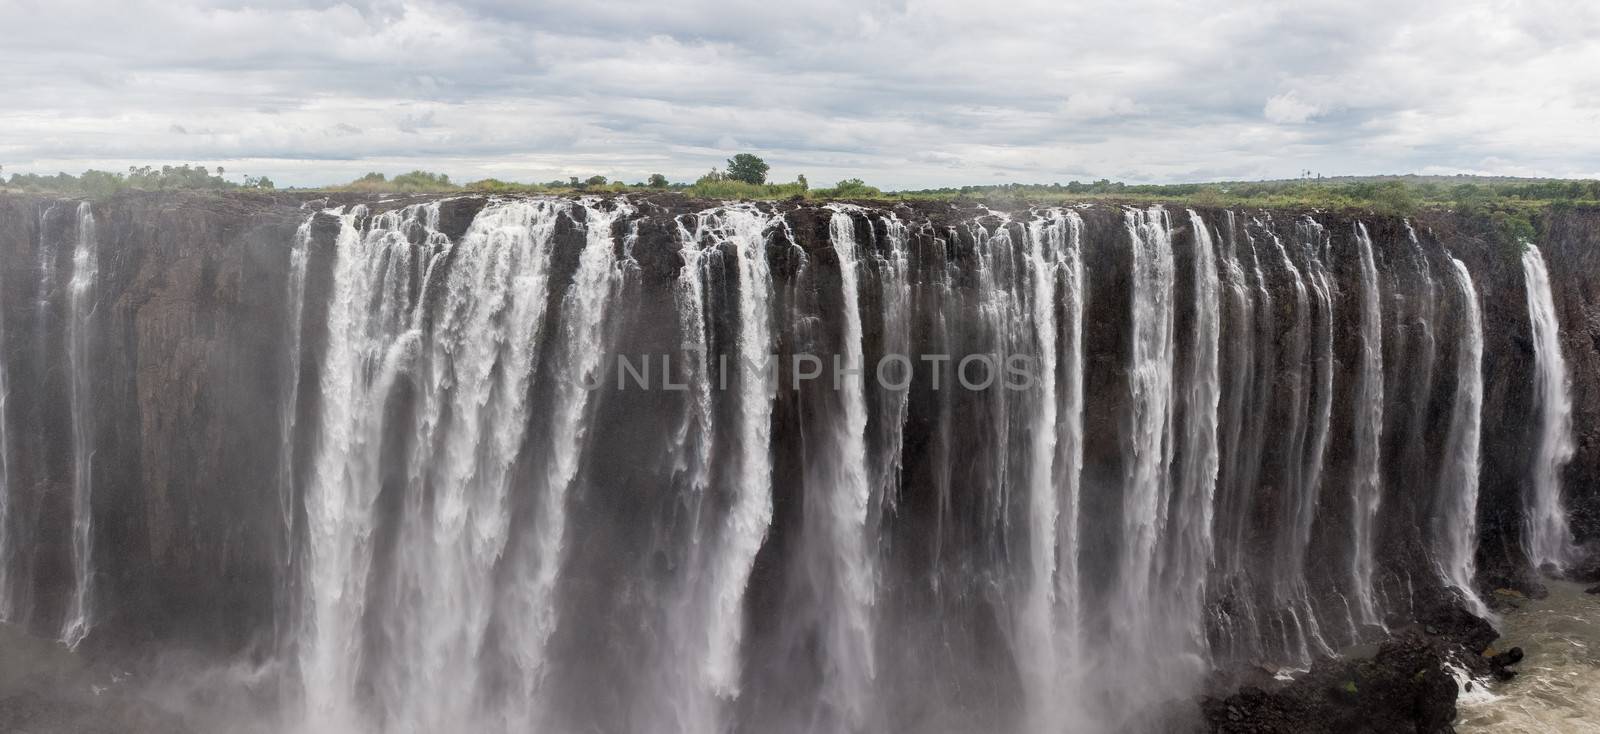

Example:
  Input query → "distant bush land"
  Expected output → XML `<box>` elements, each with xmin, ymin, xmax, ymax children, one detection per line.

<box><xmin>5</xmin><ymin>165</ymin><xmax>1598</xmax><ymax>220</ymax></box>
<box><xmin>1</xmin><ymin>164</ymin><xmax>272</xmax><ymax>197</ymax></box>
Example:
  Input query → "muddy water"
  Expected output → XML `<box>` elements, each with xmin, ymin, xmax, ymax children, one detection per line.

<box><xmin>1457</xmin><ymin>581</ymin><xmax>1600</xmax><ymax>733</ymax></box>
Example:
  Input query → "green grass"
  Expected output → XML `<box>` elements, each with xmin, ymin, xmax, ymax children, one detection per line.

<box><xmin>7</xmin><ymin>168</ymin><xmax>1598</xmax><ymax>223</ymax></box>
<box><xmin>889</xmin><ymin>177</ymin><xmax>1600</xmax><ymax>216</ymax></box>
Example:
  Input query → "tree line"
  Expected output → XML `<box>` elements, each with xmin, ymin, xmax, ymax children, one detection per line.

<box><xmin>1</xmin><ymin>164</ymin><xmax>274</xmax><ymax>196</ymax></box>
<box><xmin>6</xmin><ymin>160</ymin><xmax>1598</xmax><ymax>216</ymax></box>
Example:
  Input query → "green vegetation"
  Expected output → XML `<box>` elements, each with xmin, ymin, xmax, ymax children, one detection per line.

<box><xmin>893</xmin><ymin>175</ymin><xmax>1600</xmax><ymax>213</ymax></box>
<box><xmin>334</xmin><ymin>170</ymin><xmax>457</xmax><ymax>193</ymax></box>
<box><xmin>681</xmin><ymin>168</ymin><xmax>808</xmax><ymax>199</ymax></box>
<box><xmin>726</xmin><ymin>153</ymin><xmax>770</xmax><ymax>185</ymax></box>
<box><xmin>1</xmin><ymin>164</ymin><xmax>273</xmax><ymax>197</ymax></box>
<box><xmin>5</xmin><ymin>163</ymin><xmax>1596</xmax><ymax>235</ymax></box>
<box><xmin>810</xmin><ymin>178</ymin><xmax>883</xmax><ymax>198</ymax></box>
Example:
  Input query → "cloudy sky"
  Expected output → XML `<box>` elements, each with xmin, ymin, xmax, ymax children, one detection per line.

<box><xmin>3</xmin><ymin>0</ymin><xmax>1599</xmax><ymax>189</ymax></box>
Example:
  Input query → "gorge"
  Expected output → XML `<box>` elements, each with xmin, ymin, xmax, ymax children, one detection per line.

<box><xmin>0</xmin><ymin>191</ymin><xmax>1598</xmax><ymax>733</ymax></box>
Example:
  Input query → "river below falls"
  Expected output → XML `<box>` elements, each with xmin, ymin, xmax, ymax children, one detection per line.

<box><xmin>1457</xmin><ymin>581</ymin><xmax>1600</xmax><ymax>733</ymax></box>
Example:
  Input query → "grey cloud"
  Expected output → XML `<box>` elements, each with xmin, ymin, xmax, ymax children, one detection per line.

<box><xmin>2</xmin><ymin>0</ymin><xmax>1598</xmax><ymax>187</ymax></box>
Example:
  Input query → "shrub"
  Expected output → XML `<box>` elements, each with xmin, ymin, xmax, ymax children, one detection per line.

<box><xmin>811</xmin><ymin>178</ymin><xmax>883</xmax><ymax>199</ymax></box>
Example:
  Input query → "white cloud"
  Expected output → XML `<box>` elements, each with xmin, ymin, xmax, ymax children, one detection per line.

<box><xmin>1057</xmin><ymin>93</ymin><xmax>1141</xmax><ymax>121</ymax></box>
<box><xmin>1263</xmin><ymin>92</ymin><xmax>1324</xmax><ymax>124</ymax></box>
<box><xmin>1</xmin><ymin>0</ymin><xmax>1598</xmax><ymax>186</ymax></box>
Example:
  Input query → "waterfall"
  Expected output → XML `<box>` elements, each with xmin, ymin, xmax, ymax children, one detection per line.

<box><xmin>294</xmin><ymin>198</ymin><xmax>644</xmax><ymax>731</ymax></box>
<box><xmin>1118</xmin><ymin>207</ymin><xmax>1175</xmax><ymax>617</ymax></box>
<box><xmin>872</xmin><ymin>213</ymin><xmax>912</xmax><ymax>512</ymax></box>
<box><xmin>968</xmin><ymin>214</ymin><xmax>1018</xmax><ymax>541</ymax></box>
<box><xmin>0</xmin><ymin>235</ymin><xmax>11</xmax><ymax>620</ymax></box>
<box><xmin>671</xmin><ymin>215</ymin><xmax>715</xmax><ymax>506</ymax></box>
<box><xmin>1018</xmin><ymin>210</ymin><xmax>1064</xmax><ymax>727</ymax></box>
<box><xmin>1053</xmin><ymin>210</ymin><xmax>1086</xmax><ymax>650</ymax></box>
<box><xmin>276</xmin><ymin>214</ymin><xmax>314</xmax><ymax>629</ymax></box>
<box><xmin>299</xmin><ymin>201</ymin><xmax>535</xmax><ymax>728</ymax></box>
<box><xmin>60</xmin><ymin>201</ymin><xmax>98</xmax><ymax>650</ymax></box>
<box><xmin>1103</xmin><ymin>207</ymin><xmax>1183</xmax><ymax>724</ymax></box>
<box><xmin>1166</xmin><ymin>210</ymin><xmax>1221</xmax><ymax>646</ymax></box>
<box><xmin>657</xmin><ymin>210</ymin><xmax>720</xmax><ymax>733</ymax></box>
<box><xmin>299</xmin><ymin>203</ymin><xmax>439</xmax><ymax>730</ymax></box>
<box><xmin>653</xmin><ymin>205</ymin><xmax>785</xmax><ymax>732</ymax></box>
<box><xmin>1436</xmin><ymin>257</ymin><xmax>1487</xmax><ymax>616</ymax></box>
<box><xmin>1210</xmin><ymin>212</ymin><xmax>1260</xmax><ymax>659</ymax></box>
<box><xmin>1263</xmin><ymin>224</ymin><xmax>1313</xmax><ymax>605</ymax></box>
<box><xmin>1294</xmin><ymin>218</ymin><xmax>1336</xmax><ymax>658</ymax></box>
<box><xmin>499</xmin><ymin>198</ymin><xmax>634</xmax><ymax>727</ymax></box>
<box><xmin>1521</xmin><ymin>244</ymin><xmax>1574</xmax><ymax>572</ymax></box>
<box><xmin>1017</xmin><ymin>208</ymin><xmax>1086</xmax><ymax>728</ymax></box>
<box><xmin>817</xmin><ymin>207</ymin><xmax>878</xmax><ymax>730</ymax></box>
<box><xmin>688</xmin><ymin>205</ymin><xmax>778</xmax><ymax>702</ymax></box>
<box><xmin>5</xmin><ymin>193</ymin><xmax>1592</xmax><ymax>734</ymax></box>
<box><xmin>1350</xmin><ymin>223</ymin><xmax>1386</xmax><ymax>627</ymax></box>
<box><xmin>36</xmin><ymin>204</ymin><xmax>60</xmax><ymax>317</ymax></box>
<box><xmin>1216</xmin><ymin>216</ymin><xmax>1273</xmax><ymax>587</ymax></box>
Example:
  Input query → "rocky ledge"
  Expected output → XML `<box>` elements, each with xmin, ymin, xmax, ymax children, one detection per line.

<box><xmin>1202</xmin><ymin>592</ymin><xmax>1517</xmax><ymax>734</ymax></box>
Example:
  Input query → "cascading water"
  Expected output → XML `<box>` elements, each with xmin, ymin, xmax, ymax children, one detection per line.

<box><xmin>1016</xmin><ymin>208</ymin><xmax>1086</xmax><ymax>729</ymax></box>
<box><xmin>1098</xmin><ymin>207</ymin><xmax>1197</xmax><ymax>727</ymax></box>
<box><xmin>1052</xmin><ymin>210</ymin><xmax>1086</xmax><ymax>655</ymax></box>
<box><xmin>1349</xmin><ymin>223</ymin><xmax>1386</xmax><ymax>628</ymax></box>
<box><xmin>1165</xmin><ymin>210</ymin><xmax>1221</xmax><ymax>647</ymax></box>
<box><xmin>1117</xmin><ymin>207</ymin><xmax>1176</xmax><ymax>627</ymax></box>
<box><xmin>1210</xmin><ymin>212</ymin><xmax>1262</xmax><ymax>660</ymax></box>
<box><xmin>1</xmin><ymin>193</ymin><xmax>1594</xmax><ymax>734</ymax></box>
<box><xmin>0</xmin><ymin>238</ymin><xmax>11</xmax><ymax>619</ymax></box>
<box><xmin>60</xmin><ymin>201</ymin><xmax>98</xmax><ymax>649</ymax></box>
<box><xmin>665</xmin><ymin>204</ymin><xmax>781</xmax><ymax>733</ymax></box>
<box><xmin>870</xmin><ymin>212</ymin><xmax>913</xmax><ymax>515</ymax></box>
<box><xmin>300</xmin><ymin>202</ymin><xmax>441</xmax><ymax>731</ymax></box>
<box><xmin>1258</xmin><ymin>217</ymin><xmax>1337</xmax><ymax>663</ymax></box>
<box><xmin>967</xmin><ymin>212</ymin><xmax>1019</xmax><ymax>545</ymax></box>
<box><xmin>275</xmin><ymin>213</ymin><xmax>314</xmax><ymax>638</ymax></box>
<box><xmin>657</xmin><ymin>209</ymin><xmax>721</xmax><ymax>734</ymax></box>
<box><xmin>498</xmin><ymin>197</ymin><xmax>636</xmax><ymax>729</ymax></box>
<box><xmin>300</xmin><ymin>200</ymin><xmax>568</xmax><ymax>731</ymax></box>
<box><xmin>1521</xmin><ymin>244</ymin><xmax>1574</xmax><ymax>572</ymax></box>
<box><xmin>1262</xmin><ymin>224</ymin><xmax>1313</xmax><ymax>608</ymax></box>
<box><xmin>1293</xmin><ymin>218</ymin><xmax>1336</xmax><ymax>659</ymax></box>
<box><xmin>813</xmin><ymin>207</ymin><xmax>878</xmax><ymax>731</ymax></box>
<box><xmin>1436</xmin><ymin>257</ymin><xmax>1486</xmax><ymax>617</ymax></box>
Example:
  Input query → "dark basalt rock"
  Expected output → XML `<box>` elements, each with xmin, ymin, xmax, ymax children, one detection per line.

<box><xmin>1203</xmin><ymin>631</ymin><xmax>1459</xmax><ymax>734</ymax></box>
<box><xmin>1204</xmin><ymin>592</ymin><xmax>1503</xmax><ymax>733</ymax></box>
<box><xmin>1485</xmin><ymin>646</ymin><xmax>1525</xmax><ymax>681</ymax></box>
<box><xmin>1566</xmin><ymin>544</ymin><xmax>1600</xmax><ymax>584</ymax></box>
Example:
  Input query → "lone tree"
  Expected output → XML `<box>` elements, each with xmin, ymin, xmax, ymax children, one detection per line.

<box><xmin>726</xmin><ymin>153</ymin><xmax>769</xmax><ymax>185</ymax></box>
<box><xmin>647</xmin><ymin>173</ymin><xmax>669</xmax><ymax>188</ymax></box>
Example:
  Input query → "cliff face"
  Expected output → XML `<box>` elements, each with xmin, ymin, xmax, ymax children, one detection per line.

<box><xmin>0</xmin><ymin>193</ymin><xmax>308</xmax><ymax>648</ymax></box>
<box><xmin>0</xmin><ymin>191</ymin><xmax>1595</xmax><ymax>732</ymax></box>
<box><xmin>1541</xmin><ymin>210</ymin><xmax>1600</xmax><ymax>548</ymax></box>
